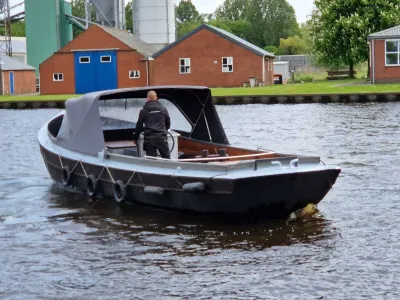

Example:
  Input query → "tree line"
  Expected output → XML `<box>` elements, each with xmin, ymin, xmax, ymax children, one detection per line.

<box><xmin>5</xmin><ymin>0</ymin><xmax>400</xmax><ymax>77</ymax></box>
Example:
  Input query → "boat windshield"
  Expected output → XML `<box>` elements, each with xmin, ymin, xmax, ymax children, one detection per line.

<box><xmin>98</xmin><ymin>98</ymin><xmax>192</xmax><ymax>132</ymax></box>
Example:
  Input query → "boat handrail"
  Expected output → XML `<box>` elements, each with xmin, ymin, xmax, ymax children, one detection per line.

<box><xmin>177</xmin><ymin>152</ymin><xmax>277</xmax><ymax>163</ymax></box>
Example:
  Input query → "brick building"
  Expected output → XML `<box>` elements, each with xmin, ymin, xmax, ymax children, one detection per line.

<box><xmin>40</xmin><ymin>24</ymin><xmax>275</xmax><ymax>94</ymax></box>
<box><xmin>39</xmin><ymin>24</ymin><xmax>156</xmax><ymax>95</ymax></box>
<box><xmin>151</xmin><ymin>24</ymin><xmax>275</xmax><ymax>87</ymax></box>
<box><xmin>0</xmin><ymin>55</ymin><xmax>36</xmax><ymax>95</ymax></box>
<box><xmin>369</xmin><ymin>25</ymin><xmax>400</xmax><ymax>83</ymax></box>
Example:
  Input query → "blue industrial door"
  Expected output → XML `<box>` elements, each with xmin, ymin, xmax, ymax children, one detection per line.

<box><xmin>74</xmin><ymin>51</ymin><xmax>117</xmax><ymax>94</ymax></box>
<box><xmin>9</xmin><ymin>72</ymin><xmax>14</xmax><ymax>94</ymax></box>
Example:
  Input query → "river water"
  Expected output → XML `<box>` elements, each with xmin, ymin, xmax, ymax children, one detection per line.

<box><xmin>0</xmin><ymin>103</ymin><xmax>399</xmax><ymax>299</ymax></box>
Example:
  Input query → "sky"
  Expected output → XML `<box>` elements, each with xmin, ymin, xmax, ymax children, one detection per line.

<box><xmin>7</xmin><ymin>0</ymin><xmax>315</xmax><ymax>25</ymax></box>
<box><xmin>188</xmin><ymin>0</ymin><xmax>314</xmax><ymax>24</ymax></box>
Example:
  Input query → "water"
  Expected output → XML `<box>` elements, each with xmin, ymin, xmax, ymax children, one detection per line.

<box><xmin>0</xmin><ymin>103</ymin><xmax>399</xmax><ymax>299</ymax></box>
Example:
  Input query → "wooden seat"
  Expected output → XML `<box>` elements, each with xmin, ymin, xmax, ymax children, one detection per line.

<box><xmin>105</xmin><ymin>140</ymin><xmax>137</xmax><ymax>149</ymax></box>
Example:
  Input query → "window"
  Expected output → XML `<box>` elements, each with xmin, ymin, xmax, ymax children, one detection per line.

<box><xmin>129</xmin><ymin>70</ymin><xmax>140</xmax><ymax>79</ymax></box>
<box><xmin>98</xmin><ymin>98</ymin><xmax>192</xmax><ymax>133</ymax></box>
<box><xmin>79</xmin><ymin>56</ymin><xmax>90</xmax><ymax>63</ymax></box>
<box><xmin>53</xmin><ymin>73</ymin><xmax>63</xmax><ymax>81</ymax></box>
<box><xmin>385</xmin><ymin>40</ymin><xmax>400</xmax><ymax>66</ymax></box>
<box><xmin>222</xmin><ymin>57</ymin><xmax>233</xmax><ymax>72</ymax></box>
<box><xmin>179</xmin><ymin>58</ymin><xmax>191</xmax><ymax>74</ymax></box>
<box><xmin>100</xmin><ymin>55</ymin><xmax>111</xmax><ymax>63</ymax></box>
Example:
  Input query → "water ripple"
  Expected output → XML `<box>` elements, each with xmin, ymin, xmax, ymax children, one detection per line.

<box><xmin>0</xmin><ymin>103</ymin><xmax>399</xmax><ymax>299</ymax></box>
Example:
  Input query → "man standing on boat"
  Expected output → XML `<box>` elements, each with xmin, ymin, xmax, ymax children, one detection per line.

<box><xmin>133</xmin><ymin>90</ymin><xmax>171</xmax><ymax>159</ymax></box>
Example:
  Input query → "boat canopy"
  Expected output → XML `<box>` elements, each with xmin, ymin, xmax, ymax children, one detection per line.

<box><xmin>54</xmin><ymin>86</ymin><xmax>229</xmax><ymax>156</ymax></box>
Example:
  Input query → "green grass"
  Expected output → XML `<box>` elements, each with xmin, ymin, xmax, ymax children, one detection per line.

<box><xmin>212</xmin><ymin>79</ymin><xmax>400</xmax><ymax>96</ymax></box>
<box><xmin>0</xmin><ymin>94</ymin><xmax>78</xmax><ymax>102</ymax></box>
<box><xmin>1</xmin><ymin>78</ymin><xmax>400</xmax><ymax>102</ymax></box>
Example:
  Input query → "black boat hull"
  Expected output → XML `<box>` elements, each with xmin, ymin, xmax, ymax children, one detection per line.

<box><xmin>41</xmin><ymin>146</ymin><xmax>341</xmax><ymax>218</ymax></box>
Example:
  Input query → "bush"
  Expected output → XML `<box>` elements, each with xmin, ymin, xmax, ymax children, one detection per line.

<box><xmin>287</xmin><ymin>74</ymin><xmax>314</xmax><ymax>84</ymax></box>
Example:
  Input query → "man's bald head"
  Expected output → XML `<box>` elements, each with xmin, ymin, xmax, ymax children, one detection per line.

<box><xmin>147</xmin><ymin>90</ymin><xmax>158</xmax><ymax>101</ymax></box>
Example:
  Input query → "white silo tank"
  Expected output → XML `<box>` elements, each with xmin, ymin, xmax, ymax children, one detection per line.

<box><xmin>133</xmin><ymin>0</ymin><xmax>176</xmax><ymax>51</ymax></box>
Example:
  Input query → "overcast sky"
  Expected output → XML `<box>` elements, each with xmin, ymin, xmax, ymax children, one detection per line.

<box><xmin>191</xmin><ymin>0</ymin><xmax>315</xmax><ymax>23</ymax></box>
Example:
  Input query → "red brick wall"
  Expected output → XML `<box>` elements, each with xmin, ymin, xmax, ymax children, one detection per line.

<box><xmin>150</xmin><ymin>28</ymin><xmax>274</xmax><ymax>87</ymax></box>
<box><xmin>40</xmin><ymin>53</ymin><xmax>75</xmax><ymax>95</ymax></box>
<box><xmin>117</xmin><ymin>51</ymin><xmax>148</xmax><ymax>88</ymax></box>
<box><xmin>40</xmin><ymin>25</ymin><xmax>150</xmax><ymax>95</ymax></box>
<box><xmin>59</xmin><ymin>25</ymin><xmax>132</xmax><ymax>52</ymax></box>
<box><xmin>2</xmin><ymin>70</ymin><xmax>36</xmax><ymax>95</ymax></box>
<box><xmin>373</xmin><ymin>39</ymin><xmax>400</xmax><ymax>83</ymax></box>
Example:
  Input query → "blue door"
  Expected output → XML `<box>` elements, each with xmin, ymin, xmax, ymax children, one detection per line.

<box><xmin>95</xmin><ymin>51</ymin><xmax>117</xmax><ymax>91</ymax></box>
<box><xmin>74</xmin><ymin>51</ymin><xmax>117</xmax><ymax>94</ymax></box>
<box><xmin>9</xmin><ymin>72</ymin><xmax>14</xmax><ymax>94</ymax></box>
<box><xmin>74</xmin><ymin>51</ymin><xmax>96</xmax><ymax>94</ymax></box>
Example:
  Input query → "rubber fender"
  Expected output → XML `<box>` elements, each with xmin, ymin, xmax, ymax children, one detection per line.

<box><xmin>183</xmin><ymin>182</ymin><xmax>205</xmax><ymax>192</ymax></box>
<box><xmin>144</xmin><ymin>186</ymin><xmax>164</xmax><ymax>196</ymax></box>
<box><xmin>62</xmin><ymin>166</ymin><xmax>72</xmax><ymax>186</ymax></box>
<box><xmin>86</xmin><ymin>175</ymin><xmax>98</xmax><ymax>198</ymax></box>
<box><xmin>113</xmin><ymin>180</ymin><xmax>126</xmax><ymax>203</ymax></box>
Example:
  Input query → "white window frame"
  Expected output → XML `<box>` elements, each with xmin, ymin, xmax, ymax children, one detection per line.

<box><xmin>100</xmin><ymin>55</ymin><xmax>112</xmax><ymax>63</ymax></box>
<box><xmin>179</xmin><ymin>58</ymin><xmax>191</xmax><ymax>74</ymax></box>
<box><xmin>129</xmin><ymin>70</ymin><xmax>140</xmax><ymax>79</ymax></box>
<box><xmin>222</xmin><ymin>57</ymin><xmax>233</xmax><ymax>73</ymax></box>
<box><xmin>79</xmin><ymin>56</ymin><xmax>90</xmax><ymax>64</ymax></box>
<box><xmin>385</xmin><ymin>39</ymin><xmax>400</xmax><ymax>66</ymax></box>
<box><xmin>53</xmin><ymin>73</ymin><xmax>63</xmax><ymax>82</ymax></box>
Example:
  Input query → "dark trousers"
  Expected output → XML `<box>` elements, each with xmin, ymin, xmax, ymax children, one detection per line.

<box><xmin>143</xmin><ymin>139</ymin><xmax>170</xmax><ymax>159</ymax></box>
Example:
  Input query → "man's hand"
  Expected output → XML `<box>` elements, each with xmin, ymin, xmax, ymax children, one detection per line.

<box><xmin>132</xmin><ymin>140</ymin><xmax>137</xmax><ymax>146</ymax></box>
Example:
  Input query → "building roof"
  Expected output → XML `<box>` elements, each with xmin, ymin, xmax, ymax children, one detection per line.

<box><xmin>152</xmin><ymin>24</ymin><xmax>275</xmax><ymax>58</ymax></box>
<box><xmin>0</xmin><ymin>54</ymin><xmax>35</xmax><ymax>71</ymax></box>
<box><xmin>368</xmin><ymin>25</ymin><xmax>400</xmax><ymax>40</ymax></box>
<box><xmin>98</xmin><ymin>25</ymin><xmax>157</xmax><ymax>57</ymax></box>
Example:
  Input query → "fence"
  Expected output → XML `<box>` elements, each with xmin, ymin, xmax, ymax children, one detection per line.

<box><xmin>274</xmin><ymin>55</ymin><xmax>326</xmax><ymax>73</ymax></box>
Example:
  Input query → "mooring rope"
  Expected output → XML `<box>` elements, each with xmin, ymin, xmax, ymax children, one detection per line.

<box><xmin>58</xmin><ymin>154</ymin><xmax>64</xmax><ymax>168</ymax></box>
<box><xmin>96</xmin><ymin>166</ymin><xmax>106</xmax><ymax>183</ymax></box>
<box><xmin>170</xmin><ymin>174</ymin><xmax>183</xmax><ymax>188</ymax></box>
<box><xmin>80</xmin><ymin>161</ymin><xmax>88</xmax><ymax>178</ymax></box>
<box><xmin>105</xmin><ymin>166</ymin><xmax>115</xmax><ymax>184</ymax></box>
<box><xmin>70</xmin><ymin>160</ymin><xmax>81</xmax><ymax>173</ymax></box>
<box><xmin>125</xmin><ymin>171</ymin><xmax>136</xmax><ymax>187</ymax></box>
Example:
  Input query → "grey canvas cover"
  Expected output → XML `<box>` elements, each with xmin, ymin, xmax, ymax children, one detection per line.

<box><xmin>54</xmin><ymin>86</ymin><xmax>229</xmax><ymax>156</ymax></box>
<box><xmin>56</xmin><ymin>93</ymin><xmax>105</xmax><ymax>156</ymax></box>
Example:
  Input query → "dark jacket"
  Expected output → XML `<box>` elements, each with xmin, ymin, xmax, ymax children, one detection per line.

<box><xmin>133</xmin><ymin>100</ymin><xmax>171</xmax><ymax>141</ymax></box>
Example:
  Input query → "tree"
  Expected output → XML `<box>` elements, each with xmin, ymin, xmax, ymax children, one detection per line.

<box><xmin>278</xmin><ymin>35</ymin><xmax>306</xmax><ymax>55</ymax></box>
<box><xmin>175</xmin><ymin>1</ymin><xmax>203</xmax><ymax>38</ymax></box>
<box><xmin>71</xmin><ymin>0</ymin><xmax>95</xmax><ymax>37</ymax></box>
<box><xmin>246</xmin><ymin>0</ymin><xmax>300</xmax><ymax>48</ymax></box>
<box><xmin>264</xmin><ymin>45</ymin><xmax>279</xmax><ymax>54</ymax></box>
<box><xmin>176</xmin><ymin>20</ymin><xmax>203</xmax><ymax>38</ymax></box>
<box><xmin>310</xmin><ymin>0</ymin><xmax>400</xmax><ymax>77</ymax></box>
<box><xmin>175</xmin><ymin>1</ymin><xmax>201</xmax><ymax>24</ymax></box>
<box><xmin>125</xmin><ymin>2</ymin><xmax>133</xmax><ymax>33</ymax></box>
<box><xmin>215</xmin><ymin>0</ymin><xmax>249</xmax><ymax>21</ymax></box>
<box><xmin>299</xmin><ymin>21</ymin><xmax>312</xmax><ymax>54</ymax></box>
<box><xmin>0</xmin><ymin>21</ymin><xmax>25</xmax><ymax>37</ymax></box>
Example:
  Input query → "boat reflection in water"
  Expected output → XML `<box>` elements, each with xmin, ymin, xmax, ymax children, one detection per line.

<box><xmin>38</xmin><ymin>86</ymin><xmax>341</xmax><ymax>219</ymax></box>
<box><xmin>48</xmin><ymin>186</ymin><xmax>339</xmax><ymax>252</ymax></box>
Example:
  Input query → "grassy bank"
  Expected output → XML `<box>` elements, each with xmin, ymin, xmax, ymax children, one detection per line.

<box><xmin>0</xmin><ymin>94</ymin><xmax>77</xmax><ymax>102</ymax></box>
<box><xmin>1</xmin><ymin>80</ymin><xmax>400</xmax><ymax>102</ymax></box>
<box><xmin>212</xmin><ymin>80</ymin><xmax>400</xmax><ymax>96</ymax></box>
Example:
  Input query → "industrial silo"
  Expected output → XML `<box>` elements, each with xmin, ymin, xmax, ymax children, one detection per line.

<box><xmin>92</xmin><ymin>0</ymin><xmax>126</xmax><ymax>29</ymax></box>
<box><xmin>133</xmin><ymin>0</ymin><xmax>176</xmax><ymax>51</ymax></box>
<box><xmin>25</xmin><ymin>0</ymin><xmax>73</xmax><ymax>73</ymax></box>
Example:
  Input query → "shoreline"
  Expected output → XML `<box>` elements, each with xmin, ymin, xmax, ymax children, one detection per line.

<box><xmin>0</xmin><ymin>92</ymin><xmax>399</xmax><ymax>109</ymax></box>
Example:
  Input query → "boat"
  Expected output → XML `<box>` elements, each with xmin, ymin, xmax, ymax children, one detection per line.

<box><xmin>38</xmin><ymin>86</ymin><xmax>341</xmax><ymax>218</ymax></box>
